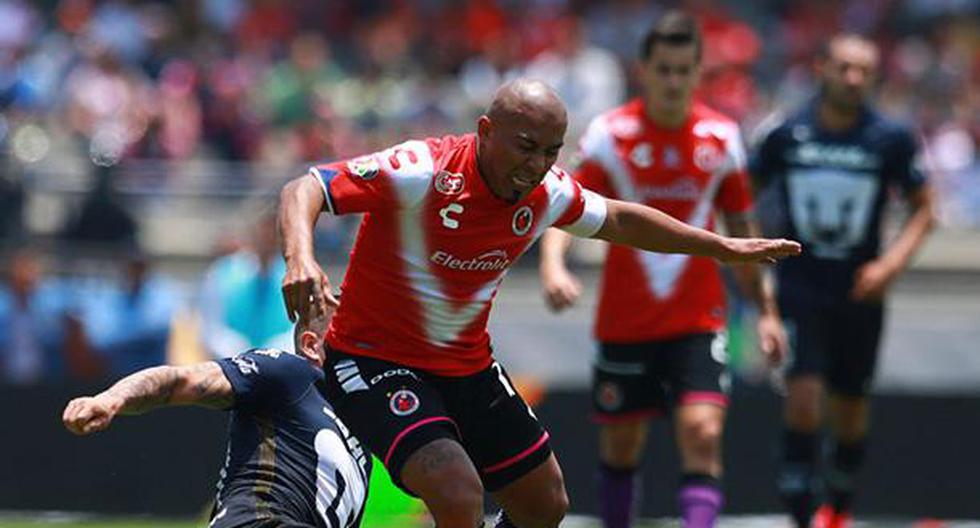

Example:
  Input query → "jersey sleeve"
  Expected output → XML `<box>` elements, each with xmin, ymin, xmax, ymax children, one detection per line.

<box><xmin>888</xmin><ymin>127</ymin><xmax>928</xmax><ymax>195</ymax></box>
<box><xmin>545</xmin><ymin>172</ymin><xmax>608</xmax><ymax>237</ymax></box>
<box><xmin>217</xmin><ymin>349</ymin><xmax>319</xmax><ymax>410</ymax></box>
<box><xmin>715</xmin><ymin>128</ymin><xmax>755</xmax><ymax>214</ymax></box>
<box><xmin>308</xmin><ymin>140</ymin><xmax>435</xmax><ymax>215</ymax></box>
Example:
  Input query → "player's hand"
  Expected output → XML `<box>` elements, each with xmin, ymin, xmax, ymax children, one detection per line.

<box><xmin>756</xmin><ymin>313</ymin><xmax>788</xmax><ymax>367</ymax></box>
<box><xmin>62</xmin><ymin>395</ymin><xmax>121</xmax><ymax>435</ymax></box>
<box><xmin>850</xmin><ymin>258</ymin><xmax>896</xmax><ymax>302</ymax></box>
<box><xmin>540</xmin><ymin>265</ymin><xmax>582</xmax><ymax>312</ymax></box>
<box><xmin>719</xmin><ymin>238</ymin><xmax>801</xmax><ymax>264</ymax></box>
<box><xmin>282</xmin><ymin>254</ymin><xmax>339</xmax><ymax>323</ymax></box>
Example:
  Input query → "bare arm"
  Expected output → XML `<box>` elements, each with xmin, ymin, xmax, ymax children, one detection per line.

<box><xmin>724</xmin><ymin>212</ymin><xmax>788</xmax><ymax>365</ymax></box>
<box><xmin>538</xmin><ymin>228</ymin><xmax>582</xmax><ymax>311</ymax></box>
<box><xmin>278</xmin><ymin>175</ymin><xmax>339</xmax><ymax>323</ymax></box>
<box><xmin>593</xmin><ymin>199</ymin><xmax>801</xmax><ymax>262</ymax></box>
<box><xmin>851</xmin><ymin>185</ymin><xmax>936</xmax><ymax>301</ymax></box>
<box><xmin>884</xmin><ymin>186</ymin><xmax>936</xmax><ymax>270</ymax></box>
<box><xmin>62</xmin><ymin>362</ymin><xmax>233</xmax><ymax>435</ymax></box>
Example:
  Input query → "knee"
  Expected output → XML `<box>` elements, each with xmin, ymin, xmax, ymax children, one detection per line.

<box><xmin>599</xmin><ymin>423</ymin><xmax>647</xmax><ymax>468</ymax></box>
<box><xmin>542</xmin><ymin>485</ymin><xmax>570</xmax><ymax>527</ymax></box>
<box><xmin>524</xmin><ymin>484</ymin><xmax>569</xmax><ymax>528</ymax></box>
<box><xmin>427</xmin><ymin>479</ymin><xmax>485</xmax><ymax>528</ymax></box>
<box><xmin>785</xmin><ymin>378</ymin><xmax>823</xmax><ymax>430</ymax></box>
<box><xmin>502</xmin><ymin>463</ymin><xmax>569</xmax><ymax>528</ymax></box>
<box><xmin>680</xmin><ymin>417</ymin><xmax>723</xmax><ymax>459</ymax></box>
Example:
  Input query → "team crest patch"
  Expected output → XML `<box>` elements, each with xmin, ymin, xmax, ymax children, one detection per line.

<box><xmin>434</xmin><ymin>170</ymin><xmax>465</xmax><ymax>195</ymax></box>
<box><xmin>389</xmin><ymin>389</ymin><xmax>420</xmax><ymax>416</ymax></box>
<box><xmin>629</xmin><ymin>143</ymin><xmax>653</xmax><ymax>169</ymax></box>
<box><xmin>693</xmin><ymin>143</ymin><xmax>723</xmax><ymax>172</ymax></box>
<box><xmin>347</xmin><ymin>156</ymin><xmax>380</xmax><ymax>180</ymax></box>
<box><xmin>596</xmin><ymin>382</ymin><xmax>623</xmax><ymax>411</ymax></box>
<box><xmin>512</xmin><ymin>206</ymin><xmax>534</xmax><ymax>236</ymax></box>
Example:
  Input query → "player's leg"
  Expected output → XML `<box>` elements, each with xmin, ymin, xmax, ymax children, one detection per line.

<box><xmin>821</xmin><ymin>301</ymin><xmax>884</xmax><ymax>523</ymax></box>
<box><xmin>596</xmin><ymin>420</ymin><xmax>650</xmax><ymax>528</ymax></box>
<box><xmin>322</xmin><ymin>351</ymin><xmax>484</xmax><ymax>528</ymax></box>
<box><xmin>593</xmin><ymin>342</ymin><xmax>665</xmax><ymax>528</ymax></box>
<box><xmin>401</xmin><ymin>438</ymin><xmax>486</xmax><ymax>527</ymax></box>
<box><xmin>491</xmin><ymin>453</ymin><xmax>569</xmax><ymax>528</ymax></box>
<box><xmin>446</xmin><ymin>360</ymin><xmax>568</xmax><ymax>528</ymax></box>
<box><xmin>669</xmin><ymin>332</ymin><xmax>730</xmax><ymax>528</ymax></box>
<box><xmin>777</xmin><ymin>303</ymin><xmax>830</xmax><ymax>528</ymax></box>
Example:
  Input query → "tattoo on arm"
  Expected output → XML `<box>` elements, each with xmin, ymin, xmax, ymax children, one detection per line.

<box><xmin>187</xmin><ymin>362</ymin><xmax>235</xmax><ymax>409</ymax></box>
<box><xmin>101</xmin><ymin>362</ymin><xmax>234</xmax><ymax>415</ymax></box>
<box><xmin>103</xmin><ymin>367</ymin><xmax>181</xmax><ymax>415</ymax></box>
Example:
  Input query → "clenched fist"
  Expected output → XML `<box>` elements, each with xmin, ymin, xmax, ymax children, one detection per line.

<box><xmin>63</xmin><ymin>396</ymin><xmax>121</xmax><ymax>435</ymax></box>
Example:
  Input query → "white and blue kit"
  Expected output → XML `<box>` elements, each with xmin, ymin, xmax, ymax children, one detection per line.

<box><xmin>752</xmin><ymin>101</ymin><xmax>926</xmax><ymax>394</ymax></box>
<box><xmin>211</xmin><ymin>349</ymin><xmax>370</xmax><ymax>528</ymax></box>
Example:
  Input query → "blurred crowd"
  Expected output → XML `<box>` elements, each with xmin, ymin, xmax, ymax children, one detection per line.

<box><xmin>0</xmin><ymin>0</ymin><xmax>977</xmax><ymax>384</ymax></box>
<box><xmin>0</xmin><ymin>213</ymin><xmax>295</xmax><ymax>385</ymax></box>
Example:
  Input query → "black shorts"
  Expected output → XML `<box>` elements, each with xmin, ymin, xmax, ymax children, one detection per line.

<box><xmin>592</xmin><ymin>332</ymin><xmax>730</xmax><ymax>423</ymax></box>
<box><xmin>780</xmin><ymin>295</ymin><xmax>884</xmax><ymax>396</ymax></box>
<box><xmin>323</xmin><ymin>349</ymin><xmax>551</xmax><ymax>493</ymax></box>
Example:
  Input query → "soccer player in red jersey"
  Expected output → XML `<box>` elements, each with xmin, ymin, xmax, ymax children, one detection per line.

<box><xmin>279</xmin><ymin>78</ymin><xmax>799</xmax><ymax>528</ymax></box>
<box><xmin>539</xmin><ymin>12</ymin><xmax>787</xmax><ymax>528</ymax></box>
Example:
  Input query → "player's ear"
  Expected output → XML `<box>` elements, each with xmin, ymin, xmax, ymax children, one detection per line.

<box><xmin>298</xmin><ymin>331</ymin><xmax>321</xmax><ymax>363</ymax></box>
<box><xmin>477</xmin><ymin>115</ymin><xmax>492</xmax><ymax>141</ymax></box>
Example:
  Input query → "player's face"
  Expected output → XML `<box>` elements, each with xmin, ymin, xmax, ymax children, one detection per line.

<box><xmin>479</xmin><ymin>113</ymin><xmax>566</xmax><ymax>203</ymax></box>
<box><xmin>641</xmin><ymin>43</ymin><xmax>701</xmax><ymax>116</ymax></box>
<box><xmin>820</xmin><ymin>39</ymin><xmax>879</xmax><ymax>112</ymax></box>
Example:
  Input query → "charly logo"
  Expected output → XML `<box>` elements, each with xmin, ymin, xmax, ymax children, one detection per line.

<box><xmin>663</xmin><ymin>145</ymin><xmax>681</xmax><ymax>168</ymax></box>
<box><xmin>347</xmin><ymin>156</ymin><xmax>380</xmax><ymax>180</ymax></box>
<box><xmin>434</xmin><ymin>170</ymin><xmax>465</xmax><ymax>195</ymax></box>
<box><xmin>430</xmin><ymin>249</ymin><xmax>511</xmax><ymax>272</ymax></box>
<box><xmin>512</xmin><ymin>206</ymin><xmax>534</xmax><ymax>236</ymax></box>
<box><xmin>389</xmin><ymin>389</ymin><xmax>420</xmax><ymax>416</ymax></box>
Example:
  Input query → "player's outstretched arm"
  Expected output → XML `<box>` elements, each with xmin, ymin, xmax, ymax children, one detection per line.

<box><xmin>279</xmin><ymin>175</ymin><xmax>338</xmax><ymax>323</ymax></box>
<box><xmin>62</xmin><ymin>362</ymin><xmax>233</xmax><ymax>435</ymax></box>
<box><xmin>592</xmin><ymin>199</ymin><xmax>801</xmax><ymax>263</ymax></box>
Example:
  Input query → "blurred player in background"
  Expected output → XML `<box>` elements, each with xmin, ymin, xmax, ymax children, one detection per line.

<box><xmin>752</xmin><ymin>33</ymin><xmax>935</xmax><ymax>528</ymax></box>
<box><xmin>539</xmin><ymin>11</ymin><xmax>787</xmax><ymax>528</ymax></box>
<box><xmin>279</xmin><ymin>78</ymin><xmax>800</xmax><ymax>528</ymax></box>
<box><xmin>63</xmin><ymin>309</ymin><xmax>371</xmax><ymax>528</ymax></box>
